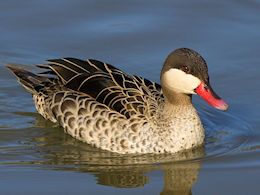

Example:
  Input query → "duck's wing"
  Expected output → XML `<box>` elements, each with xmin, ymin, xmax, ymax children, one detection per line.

<box><xmin>38</xmin><ymin>58</ymin><xmax>163</xmax><ymax>119</ymax></box>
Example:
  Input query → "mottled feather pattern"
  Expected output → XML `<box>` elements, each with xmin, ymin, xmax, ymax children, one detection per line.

<box><xmin>33</xmin><ymin>58</ymin><xmax>168</xmax><ymax>153</ymax></box>
<box><xmin>9</xmin><ymin>54</ymin><xmax>205</xmax><ymax>154</ymax></box>
<box><xmin>33</xmin><ymin>89</ymin><xmax>158</xmax><ymax>153</ymax></box>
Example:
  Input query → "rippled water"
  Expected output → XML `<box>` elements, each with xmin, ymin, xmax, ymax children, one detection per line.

<box><xmin>1</xmin><ymin>1</ymin><xmax>260</xmax><ymax>194</ymax></box>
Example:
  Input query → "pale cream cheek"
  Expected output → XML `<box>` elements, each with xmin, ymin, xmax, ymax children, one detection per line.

<box><xmin>162</xmin><ymin>68</ymin><xmax>201</xmax><ymax>94</ymax></box>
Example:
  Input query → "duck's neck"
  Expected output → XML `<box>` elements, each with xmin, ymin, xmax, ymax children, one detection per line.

<box><xmin>158</xmin><ymin>90</ymin><xmax>201</xmax><ymax>123</ymax></box>
<box><xmin>161</xmin><ymin>98</ymin><xmax>196</xmax><ymax>119</ymax></box>
<box><xmin>161</xmin><ymin>89</ymin><xmax>194</xmax><ymax>113</ymax></box>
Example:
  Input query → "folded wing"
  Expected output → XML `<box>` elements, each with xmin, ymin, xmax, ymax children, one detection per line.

<box><xmin>38</xmin><ymin>58</ymin><xmax>163</xmax><ymax>119</ymax></box>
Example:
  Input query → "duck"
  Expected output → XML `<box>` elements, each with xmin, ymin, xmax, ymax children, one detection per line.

<box><xmin>7</xmin><ymin>48</ymin><xmax>228</xmax><ymax>154</ymax></box>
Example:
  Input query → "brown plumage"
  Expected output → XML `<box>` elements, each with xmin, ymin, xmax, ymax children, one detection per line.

<box><xmin>7</xmin><ymin>48</ymin><xmax>228</xmax><ymax>154</ymax></box>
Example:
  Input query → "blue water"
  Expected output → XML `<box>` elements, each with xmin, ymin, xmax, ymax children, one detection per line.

<box><xmin>1</xmin><ymin>1</ymin><xmax>260</xmax><ymax>194</ymax></box>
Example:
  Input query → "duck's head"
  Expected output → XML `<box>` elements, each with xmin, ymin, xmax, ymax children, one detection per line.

<box><xmin>160</xmin><ymin>48</ymin><xmax>228</xmax><ymax>111</ymax></box>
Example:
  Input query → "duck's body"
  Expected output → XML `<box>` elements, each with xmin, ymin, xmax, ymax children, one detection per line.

<box><xmin>33</xmin><ymin>88</ymin><xmax>204</xmax><ymax>154</ymax></box>
<box><xmin>8</xmin><ymin>48</ymin><xmax>227</xmax><ymax>154</ymax></box>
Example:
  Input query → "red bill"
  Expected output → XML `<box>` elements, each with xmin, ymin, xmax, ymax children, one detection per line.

<box><xmin>195</xmin><ymin>82</ymin><xmax>229</xmax><ymax>111</ymax></box>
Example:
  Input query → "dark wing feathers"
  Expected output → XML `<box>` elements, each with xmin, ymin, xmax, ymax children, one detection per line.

<box><xmin>38</xmin><ymin>58</ymin><xmax>162</xmax><ymax>118</ymax></box>
<box><xmin>88</xmin><ymin>59</ymin><xmax>121</xmax><ymax>73</ymax></box>
<box><xmin>66</xmin><ymin>72</ymin><xmax>113</xmax><ymax>97</ymax></box>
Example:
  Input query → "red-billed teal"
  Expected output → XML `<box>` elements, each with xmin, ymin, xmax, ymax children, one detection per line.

<box><xmin>7</xmin><ymin>48</ymin><xmax>228</xmax><ymax>154</ymax></box>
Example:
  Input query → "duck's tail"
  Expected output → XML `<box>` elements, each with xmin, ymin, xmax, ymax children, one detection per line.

<box><xmin>6</xmin><ymin>64</ymin><xmax>49</xmax><ymax>95</ymax></box>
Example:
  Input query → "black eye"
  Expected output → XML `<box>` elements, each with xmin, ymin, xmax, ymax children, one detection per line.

<box><xmin>181</xmin><ymin>65</ymin><xmax>189</xmax><ymax>73</ymax></box>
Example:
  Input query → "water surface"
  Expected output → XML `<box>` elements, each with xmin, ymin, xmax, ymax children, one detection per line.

<box><xmin>1</xmin><ymin>1</ymin><xmax>260</xmax><ymax>194</ymax></box>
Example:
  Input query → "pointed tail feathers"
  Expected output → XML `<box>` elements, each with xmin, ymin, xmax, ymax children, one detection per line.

<box><xmin>6</xmin><ymin>64</ymin><xmax>49</xmax><ymax>94</ymax></box>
